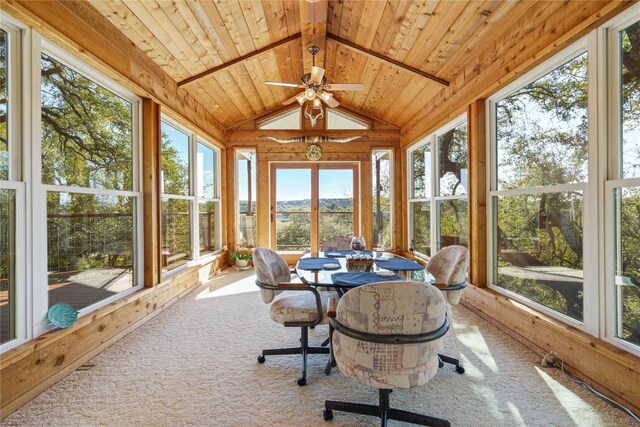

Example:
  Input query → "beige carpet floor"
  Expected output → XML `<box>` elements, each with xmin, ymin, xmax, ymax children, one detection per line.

<box><xmin>3</xmin><ymin>269</ymin><xmax>637</xmax><ymax>426</ymax></box>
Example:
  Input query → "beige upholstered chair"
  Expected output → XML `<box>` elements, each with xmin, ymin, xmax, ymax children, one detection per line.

<box><xmin>323</xmin><ymin>281</ymin><xmax>451</xmax><ymax>427</ymax></box>
<box><xmin>320</xmin><ymin>236</ymin><xmax>352</xmax><ymax>252</ymax></box>
<box><xmin>253</xmin><ymin>247</ymin><xmax>337</xmax><ymax>386</ymax></box>
<box><xmin>426</xmin><ymin>245</ymin><xmax>470</xmax><ymax>374</ymax></box>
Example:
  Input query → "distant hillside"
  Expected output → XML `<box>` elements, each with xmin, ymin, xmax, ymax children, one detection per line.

<box><xmin>239</xmin><ymin>198</ymin><xmax>353</xmax><ymax>212</ymax></box>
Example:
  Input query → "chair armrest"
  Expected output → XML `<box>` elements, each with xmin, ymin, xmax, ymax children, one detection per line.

<box><xmin>277</xmin><ymin>282</ymin><xmax>311</xmax><ymax>290</ymax></box>
<box><xmin>329</xmin><ymin>314</ymin><xmax>449</xmax><ymax>344</ymax></box>
<box><xmin>327</xmin><ymin>297</ymin><xmax>337</xmax><ymax>318</ymax></box>
<box><xmin>433</xmin><ymin>280</ymin><xmax>467</xmax><ymax>291</ymax></box>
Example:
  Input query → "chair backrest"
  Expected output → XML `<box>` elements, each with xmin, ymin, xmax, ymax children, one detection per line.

<box><xmin>253</xmin><ymin>247</ymin><xmax>291</xmax><ymax>303</ymax></box>
<box><xmin>426</xmin><ymin>245</ymin><xmax>470</xmax><ymax>305</ymax></box>
<box><xmin>321</xmin><ymin>236</ymin><xmax>353</xmax><ymax>251</ymax></box>
<box><xmin>333</xmin><ymin>281</ymin><xmax>447</xmax><ymax>389</ymax></box>
<box><xmin>336</xmin><ymin>281</ymin><xmax>447</xmax><ymax>335</ymax></box>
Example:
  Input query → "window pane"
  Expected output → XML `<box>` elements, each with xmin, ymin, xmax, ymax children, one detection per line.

<box><xmin>275</xmin><ymin>169</ymin><xmax>310</xmax><ymax>251</ymax></box>
<box><xmin>0</xmin><ymin>189</ymin><xmax>16</xmax><ymax>344</ymax></box>
<box><xmin>438</xmin><ymin>199</ymin><xmax>468</xmax><ymax>250</ymax></box>
<box><xmin>614</xmin><ymin>187</ymin><xmax>640</xmax><ymax>346</ymax></box>
<box><xmin>161</xmin><ymin>198</ymin><xmax>191</xmax><ymax>271</ymax></box>
<box><xmin>411</xmin><ymin>201</ymin><xmax>430</xmax><ymax>256</ymax></box>
<box><xmin>161</xmin><ymin>122</ymin><xmax>190</xmax><ymax>196</ymax></box>
<box><xmin>47</xmin><ymin>192</ymin><xmax>135</xmax><ymax>311</ymax></box>
<box><xmin>496</xmin><ymin>53</ymin><xmax>588</xmax><ymax>190</ymax></box>
<box><xmin>41</xmin><ymin>54</ymin><xmax>133</xmax><ymax>190</ymax></box>
<box><xmin>319</xmin><ymin>169</ymin><xmax>354</xmax><ymax>247</ymax></box>
<box><xmin>438</xmin><ymin>122</ymin><xmax>468</xmax><ymax>196</ymax></box>
<box><xmin>326</xmin><ymin>109</ymin><xmax>368</xmax><ymax>129</ymax></box>
<box><xmin>372</xmin><ymin>152</ymin><xmax>392</xmax><ymax>250</ymax></box>
<box><xmin>199</xmin><ymin>200</ymin><xmax>216</xmax><ymax>256</ymax></box>
<box><xmin>237</xmin><ymin>151</ymin><xmax>256</xmax><ymax>247</ymax></box>
<box><xmin>411</xmin><ymin>145</ymin><xmax>430</xmax><ymax>199</ymax></box>
<box><xmin>258</xmin><ymin>108</ymin><xmax>301</xmax><ymax>130</ymax></box>
<box><xmin>495</xmin><ymin>192</ymin><xmax>583</xmax><ymax>321</ymax></box>
<box><xmin>0</xmin><ymin>30</ymin><xmax>8</xmax><ymax>181</ymax></box>
<box><xmin>197</xmin><ymin>142</ymin><xmax>215</xmax><ymax>199</ymax></box>
<box><xmin>621</xmin><ymin>21</ymin><xmax>640</xmax><ymax>178</ymax></box>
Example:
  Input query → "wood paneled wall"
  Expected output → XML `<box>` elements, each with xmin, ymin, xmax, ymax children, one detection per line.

<box><xmin>1</xmin><ymin>0</ymin><xmax>226</xmax><ymax>145</ymax></box>
<box><xmin>397</xmin><ymin>3</ymin><xmax>640</xmax><ymax>416</ymax></box>
<box><xmin>226</xmin><ymin>109</ymin><xmax>400</xmax><ymax>255</ymax></box>
<box><xmin>400</xmin><ymin>1</ymin><xmax>633</xmax><ymax>147</ymax></box>
<box><xmin>0</xmin><ymin>257</ymin><xmax>227</xmax><ymax>419</ymax></box>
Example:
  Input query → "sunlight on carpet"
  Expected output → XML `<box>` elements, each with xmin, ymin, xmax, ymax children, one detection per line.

<box><xmin>2</xmin><ymin>269</ymin><xmax>635</xmax><ymax>427</ymax></box>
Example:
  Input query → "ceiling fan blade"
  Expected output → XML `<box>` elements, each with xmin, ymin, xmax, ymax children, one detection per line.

<box><xmin>324</xmin><ymin>96</ymin><xmax>340</xmax><ymax>108</ymax></box>
<box><xmin>325</xmin><ymin>83</ymin><xmax>365</xmax><ymax>91</ymax></box>
<box><xmin>264</xmin><ymin>81</ymin><xmax>303</xmax><ymax>88</ymax></box>
<box><xmin>282</xmin><ymin>93</ymin><xmax>303</xmax><ymax>105</ymax></box>
<box><xmin>309</xmin><ymin>66</ymin><xmax>325</xmax><ymax>84</ymax></box>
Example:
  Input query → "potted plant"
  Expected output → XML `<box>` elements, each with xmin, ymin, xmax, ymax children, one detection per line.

<box><xmin>230</xmin><ymin>249</ymin><xmax>253</xmax><ymax>268</ymax></box>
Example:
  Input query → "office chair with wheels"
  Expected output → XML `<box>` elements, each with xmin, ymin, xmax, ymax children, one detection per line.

<box><xmin>323</xmin><ymin>281</ymin><xmax>451</xmax><ymax>427</ymax></box>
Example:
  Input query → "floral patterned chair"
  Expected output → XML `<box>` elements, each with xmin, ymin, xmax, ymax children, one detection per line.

<box><xmin>426</xmin><ymin>245</ymin><xmax>470</xmax><ymax>374</ymax></box>
<box><xmin>323</xmin><ymin>281</ymin><xmax>451</xmax><ymax>427</ymax></box>
<box><xmin>253</xmin><ymin>247</ymin><xmax>337</xmax><ymax>386</ymax></box>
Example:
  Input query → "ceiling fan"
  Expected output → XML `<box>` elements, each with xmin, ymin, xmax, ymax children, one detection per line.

<box><xmin>263</xmin><ymin>46</ymin><xmax>365</xmax><ymax>109</ymax></box>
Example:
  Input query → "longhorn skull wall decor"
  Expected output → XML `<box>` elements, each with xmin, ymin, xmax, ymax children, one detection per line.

<box><xmin>259</xmin><ymin>135</ymin><xmax>369</xmax><ymax>144</ymax></box>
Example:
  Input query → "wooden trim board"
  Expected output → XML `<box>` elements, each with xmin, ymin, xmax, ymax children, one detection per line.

<box><xmin>461</xmin><ymin>284</ymin><xmax>640</xmax><ymax>416</ymax></box>
<box><xmin>0</xmin><ymin>256</ymin><xmax>227</xmax><ymax>419</ymax></box>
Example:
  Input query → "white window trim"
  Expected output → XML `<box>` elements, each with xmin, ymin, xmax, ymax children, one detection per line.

<box><xmin>486</xmin><ymin>36</ymin><xmax>595</xmax><ymax>333</ymax></box>
<box><xmin>0</xmin><ymin>13</ymin><xmax>28</xmax><ymax>352</ymax></box>
<box><xmin>0</xmin><ymin>182</ymin><xmax>25</xmax><ymax>353</ymax></box>
<box><xmin>407</xmin><ymin>114</ymin><xmax>468</xmax><ymax>258</ymax></box>
<box><xmin>33</xmin><ymin>35</ymin><xmax>144</xmax><ymax>337</ymax></box>
<box><xmin>160</xmin><ymin>116</ymin><xmax>222</xmax><ymax>278</ymax></box>
<box><xmin>372</xmin><ymin>149</ymin><xmax>394</xmax><ymax>250</ymax></box>
<box><xmin>235</xmin><ymin>149</ymin><xmax>256</xmax><ymax>249</ymax></box>
<box><xmin>602</xmin><ymin>2</ymin><xmax>640</xmax><ymax>355</ymax></box>
<box><xmin>196</xmin><ymin>137</ymin><xmax>222</xmax><ymax>260</ymax></box>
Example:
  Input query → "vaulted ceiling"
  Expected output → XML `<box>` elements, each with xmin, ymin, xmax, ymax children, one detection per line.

<box><xmin>90</xmin><ymin>0</ymin><xmax>541</xmax><ymax>129</ymax></box>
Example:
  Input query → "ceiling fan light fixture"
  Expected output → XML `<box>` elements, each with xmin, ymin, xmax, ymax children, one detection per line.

<box><xmin>312</xmin><ymin>97</ymin><xmax>322</xmax><ymax>109</ymax></box>
<box><xmin>296</xmin><ymin>92</ymin><xmax>307</xmax><ymax>105</ymax></box>
<box><xmin>318</xmin><ymin>91</ymin><xmax>333</xmax><ymax>103</ymax></box>
<box><xmin>305</xmin><ymin>88</ymin><xmax>316</xmax><ymax>100</ymax></box>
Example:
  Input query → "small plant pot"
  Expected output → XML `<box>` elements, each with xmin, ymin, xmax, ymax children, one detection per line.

<box><xmin>235</xmin><ymin>259</ymin><xmax>249</xmax><ymax>268</ymax></box>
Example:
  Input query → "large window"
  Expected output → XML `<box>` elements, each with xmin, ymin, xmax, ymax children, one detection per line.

<box><xmin>372</xmin><ymin>150</ymin><xmax>392</xmax><ymax>250</ymax></box>
<box><xmin>0</xmin><ymin>23</ymin><xmax>18</xmax><ymax>347</ymax></box>
<box><xmin>0</xmin><ymin>21</ymin><xmax>144</xmax><ymax>350</ymax></box>
<box><xmin>161</xmin><ymin>118</ymin><xmax>220</xmax><ymax>272</ymax></box>
<box><xmin>408</xmin><ymin>116</ymin><xmax>468</xmax><ymax>258</ymax></box>
<box><xmin>41</xmin><ymin>48</ymin><xmax>140</xmax><ymax>313</ymax></box>
<box><xmin>236</xmin><ymin>150</ymin><xmax>256</xmax><ymax>248</ymax></box>
<box><xmin>490</xmin><ymin>46</ymin><xmax>589</xmax><ymax>323</ymax></box>
<box><xmin>608</xmin><ymin>16</ymin><xmax>640</xmax><ymax>348</ymax></box>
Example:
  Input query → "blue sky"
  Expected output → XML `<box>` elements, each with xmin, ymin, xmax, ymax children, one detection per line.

<box><xmin>237</xmin><ymin>164</ymin><xmax>355</xmax><ymax>201</ymax></box>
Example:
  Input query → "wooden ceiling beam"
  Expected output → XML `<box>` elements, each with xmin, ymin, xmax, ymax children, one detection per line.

<box><xmin>177</xmin><ymin>33</ymin><xmax>302</xmax><ymax>87</ymax></box>
<box><xmin>327</xmin><ymin>34</ymin><xmax>450</xmax><ymax>87</ymax></box>
<box><xmin>300</xmin><ymin>0</ymin><xmax>328</xmax><ymax>70</ymax></box>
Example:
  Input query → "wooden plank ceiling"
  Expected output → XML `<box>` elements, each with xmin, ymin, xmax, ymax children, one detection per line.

<box><xmin>91</xmin><ymin>0</ymin><xmax>523</xmax><ymax>129</ymax></box>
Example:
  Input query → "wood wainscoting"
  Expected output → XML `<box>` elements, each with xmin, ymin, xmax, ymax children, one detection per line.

<box><xmin>461</xmin><ymin>284</ymin><xmax>640</xmax><ymax>416</ymax></box>
<box><xmin>0</xmin><ymin>255</ymin><xmax>227</xmax><ymax>419</ymax></box>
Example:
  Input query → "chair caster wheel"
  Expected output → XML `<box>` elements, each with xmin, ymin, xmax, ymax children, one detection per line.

<box><xmin>324</xmin><ymin>366</ymin><xmax>332</xmax><ymax>376</ymax></box>
<box><xmin>439</xmin><ymin>360</ymin><xmax>444</xmax><ymax>368</ymax></box>
<box><xmin>297</xmin><ymin>377</ymin><xmax>307</xmax><ymax>386</ymax></box>
<box><xmin>455</xmin><ymin>365</ymin><xmax>465</xmax><ymax>374</ymax></box>
<box><xmin>323</xmin><ymin>409</ymin><xmax>333</xmax><ymax>421</ymax></box>
<box><xmin>257</xmin><ymin>355</ymin><xmax>265</xmax><ymax>363</ymax></box>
